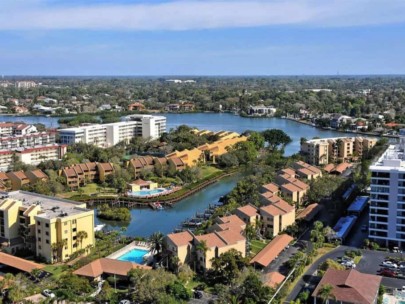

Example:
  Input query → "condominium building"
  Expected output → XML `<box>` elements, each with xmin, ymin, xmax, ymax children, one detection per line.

<box><xmin>0</xmin><ymin>145</ymin><xmax>67</xmax><ymax>171</ymax></box>
<box><xmin>0</xmin><ymin>131</ymin><xmax>56</xmax><ymax>150</ymax></box>
<box><xmin>58</xmin><ymin>115</ymin><xmax>167</xmax><ymax>147</ymax></box>
<box><xmin>0</xmin><ymin>123</ymin><xmax>37</xmax><ymax>137</ymax></box>
<box><xmin>0</xmin><ymin>191</ymin><xmax>95</xmax><ymax>263</ymax></box>
<box><xmin>369</xmin><ymin>131</ymin><xmax>405</xmax><ymax>247</ymax></box>
<box><xmin>301</xmin><ymin>137</ymin><xmax>377</xmax><ymax>165</ymax></box>
<box><xmin>15</xmin><ymin>81</ymin><xmax>37</xmax><ymax>89</ymax></box>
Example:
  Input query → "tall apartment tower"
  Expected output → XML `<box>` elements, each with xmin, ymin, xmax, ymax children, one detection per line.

<box><xmin>369</xmin><ymin>129</ymin><xmax>405</xmax><ymax>247</ymax></box>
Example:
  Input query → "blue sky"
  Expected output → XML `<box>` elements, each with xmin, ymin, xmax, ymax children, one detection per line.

<box><xmin>1</xmin><ymin>0</ymin><xmax>405</xmax><ymax>76</ymax></box>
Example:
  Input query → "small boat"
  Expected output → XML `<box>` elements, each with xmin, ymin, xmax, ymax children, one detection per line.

<box><xmin>94</xmin><ymin>224</ymin><xmax>105</xmax><ymax>232</ymax></box>
<box><xmin>155</xmin><ymin>202</ymin><xmax>164</xmax><ymax>210</ymax></box>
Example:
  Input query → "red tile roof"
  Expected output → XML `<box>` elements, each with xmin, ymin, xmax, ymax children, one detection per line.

<box><xmin>296</xmin><ymin>203</ymin><xmax>323</xmax><ymax>221</ymax></box>
<box><xmin>334</xmin><ymin>162</ymin><xmax>352</xmax><ymax>173</ymax></box>
<box><xmin>323</xmin><ymin>163</ymin><xmax>335</xmax><ymax>173</ymax></box>
<box><xmin>261</xmin><ymin>183</ymin><xmax>279</xmax><ymax>194</ymax></box>
<box><xmin>166</xmin><ymin>230</ymin><xmax>194</xmax><ymax>247</ymax></box>
<box><xmin>73</xmin><ymin>258</ymin><xmax>151</xmax><ymax>278</ymax></box>
<box><xmin>0</xmin><ymin>252</ymin><xmax>44</xmax><ymax>273</ymax></box>
<box><xmin>236</xmin><ymin>205</ymin><xmax>258</xmax><ymax>217</ymax></box>
<box><xmin>312</xmin><ymin>269</ymin><xmax>382</xmax><ymax>304</ymax></box>
<box><xmin>264</xmin><ymin>272</ymin><xmax>285</xmax><ymax>288</ymax></box>
<box><xmin>195</xmin><ymin>233</ymin><xmax>226</xmax><ymax>248</ymax></box>
<box><xmin>250</xmin><ymin>234</ymin><xmax>293</xmax><ymax>267</ymax></box>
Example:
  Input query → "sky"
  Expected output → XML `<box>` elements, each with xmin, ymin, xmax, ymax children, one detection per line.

<box><xmin>1</xmin><ymin>0</ymin><xmax>405</xmax><ymax>76</ymax></box>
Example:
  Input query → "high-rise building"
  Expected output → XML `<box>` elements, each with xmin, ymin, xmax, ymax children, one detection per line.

<box><xmin>369</xmin><ymin>130</ymin><xmax>405</xmax><ymax>247</ymax></box>
<box><xmin>58</xmin><ymin>115</ymin><xmax>166</xmax><ymax>147</ymax></box>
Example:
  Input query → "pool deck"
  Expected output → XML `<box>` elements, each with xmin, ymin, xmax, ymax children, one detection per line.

<box><xmin>107</xmin><ymin>241</ymin><xmax>151</xmax><ymax>260</ymax></box>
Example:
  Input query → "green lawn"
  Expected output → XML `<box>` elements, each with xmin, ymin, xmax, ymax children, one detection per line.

<box><xmin>250</xmin><ymin>239</ymin><xmax>269</xmax><ymax>256</ymax></box>
<box><xmin>43</xmin><ymin>265</ymin><xmax>68</xmax><ymax>279</ymax></box>
<box><xmin>57</xmin><ymin>183</ymin><xmax>116</xmax><ymax>199</ymax></box>
<box><xmin>353</xmin><ymin>255</ymin><xmax>362</xmax><ymax>264</ymax></box>
<box><xmin>200</xmin><ymin>166</ymin><xmax>222</xmax><ymax>179</ymax></box>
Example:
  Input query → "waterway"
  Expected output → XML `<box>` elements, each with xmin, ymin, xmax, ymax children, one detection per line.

<box><xmin>94</xmin><ymin>174</ymin><xmax>240</xmax><ymax>237</ymax></box>
<box><xmin>0</xmin><ymin>113</ymin><xmax>350</xmax><ymax>237</ymax></box>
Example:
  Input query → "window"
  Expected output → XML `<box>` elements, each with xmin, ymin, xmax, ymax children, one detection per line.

<box><xmin>38</xmin><ymin>245</ymin><xmax>41</xmax><ymax>250</ymax></box>
<box><xmin>46</xmin><ymin>240</ymin><xmax>49</xmax><ymax>244</ymax></box>
<box><xmin>72</xmin><ymin>219</ymin><xmax>77</xmax><ymax>224</ymax></box>
<box><xmin>72</xmin><ymin>228</ymin><xmax>77</xmax><ymax>232</ymax></box>
<box><xmin>73</xmin><ymin>243</ymin><xmax>77</xmax><ymax>248</ymax></box>
<box><xmin>37</xmin><ymin>221</ymin><xmax>41</xmax><ymax>225</ymax></box>
<box><xmin>45</xmin><ymin>223</ymin><xmax>49</xmax><ymax>228</ymax></box>
<box><xmin>64</xmin><ymin>230</ymin><xmax>68</xmax><ymax>234</ymax></box>
<box><xmin>37</xmin><ymin>237</ymin><xmax>41</xmax><ymax>242</ymax></box>
<box><xmin>73</xmin><ymin>236</ymin><xmax>77</xmax><ymax>240</ymax></box>
<box><xmin>45</xmin><ymin>232</ymin><xmax>49</xmax><ymax>236</ymax></box>
<box><xmin>37</xmin><ymin>229</ymin><xmax>41</xmax><ymax>234</ymax></box>
<box><xmin>64</xmin><ymin>222</ymin><xmax>68</xmax><ymax>226</ymax></box>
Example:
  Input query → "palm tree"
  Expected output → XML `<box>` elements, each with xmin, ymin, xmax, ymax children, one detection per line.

<box><xmin>195</xmin><ymin>240</ymin><xmax>210</xmax><ymax>272</ymax></box>
<box><xmin>51</xmin><ymin>242</ymin><xmax>59</xmax><ymax>262</ymax></box>
<box><xmin>318</xmin><ymin>284</ymin><xmax>335</xmax><ymax>304</ymax></box>
<box><xmin>85</xmin><ymin>244</ymin><xmax>93</xmax><ymax>255</ymax></box>
<box><xmin>149</xmin><ymin>231</ymin><xmax>164</xmax><ymax>255</ymax></box>
<box><xmin>57</xmin><ymin>239</ymin><xmax>68</xmax><ymax>262</ymax></box>
<box><xmin>76</xmin><ymin>230</ymin><xmax>88</xmax><ymax>250</ymax></box>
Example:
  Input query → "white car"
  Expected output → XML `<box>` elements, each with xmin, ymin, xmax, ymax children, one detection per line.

<box><xmin>382</xmin><ymin>261</ymin><xmax>398</xmax><ymax>268</ymax></box>
<box><xmin>42</xmin><ymin>289</ymin><xmax>56</xmax><ymax>298</ymax></box>
<box><xmin>119</xmin><ymin>300</ymin><xmax>131</xmax><ymax>304</ymax></box>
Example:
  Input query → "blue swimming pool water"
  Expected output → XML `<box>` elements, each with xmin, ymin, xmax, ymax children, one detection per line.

<box><xmin>129</xmin><ymin>189</ymin><xmax>166</xmax><ymax>196</ymax></box>
<box><xmin>117</xmin><ymin>248</ymin><xmax>149</xmax><ymax>263</ymax></box>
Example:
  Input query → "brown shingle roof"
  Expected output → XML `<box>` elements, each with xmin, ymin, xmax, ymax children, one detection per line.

<box><xmin>166</xmin><ymin>230</ymin><xmax>194</xmax><ymax>247</ymax></box>
<box><xmin>0</xmin><ymin>252</ymin><xmax>44</xmax><ymax>273</ymax></box>
<box><xmin>250</xmin><ymin>234</ymin><xmax>293</xmax><ymax>267</ymax></box>
<box><xmin>280</xmin><ymin>168</ymin><xmax>296</xmax><ymax>177</ymax></box>
<box><xmin>0</xmin><ymin>172</ymin><xmax>9</xmax><ymax>181</ymax></box>
<box><xmin>98</xmin><ymin>163</ymin><xmax>114</xmax><ymax>171</ymax></box>
<box><xmin>312</xmin><ymin>269</ymin><xmax>382</xmax><ymax>304</ymax></box>
<box><xmin>8</xmin><ymin>171</ymin><xmax>29</xmax><ymax>181</ymax></box>
<box><xmin>260</xmin><ymin>198</ymin><xmax>294</xmax><ymax>216</ymax></box>
<box><xmin>334</xmin><ymin>162</ymin><xmax>352</xmax><ymax>173</ymax></box>
<box><xmin>73</xmin><ymin>258</ymin><xmax>151</xmax><ymax>278</ymax></box>
<box><xmin>28</xmin><ymin>169</ymin><xmax>47</xmax><ymax>179</ymax></box>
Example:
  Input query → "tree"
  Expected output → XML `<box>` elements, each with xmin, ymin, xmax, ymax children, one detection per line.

<box><xmin>210</xmin><ymin>249</ymin><xmax>248</xmax><ymax>285</ymax></box>
<box><xmin>238</xmin><ymin>272</ymin><xmax>272</xmax><ymax>304</ymax></box>
<box><xmin>248</xmin><ymin>131</ymin><xmax>265</xmax><ymax>150</ymax></box>
<box><xmin>195</xmin><ymin>240</ymin><xmax>210</xmax><ymax>272</ymax></box>
<box><xmin>149</xmin><ymin>231</ymin><xmax>164</xmax><ymax>255</ymax></box>
<box><xmin>318</xmin><ymin>284</ymin><xmax>335</xmax><ymax>304</ymax></box>
<box><xmin>76</xmin><ymin>230</ymin><xmax>88</xmax><ymax>249</ymax></box>
<box><xmin>262</xmin><ymin>129</ymin><xmax>292</xmax><ymax>151</ymax></box>
<box><xmin>166</xmin><ymin>281</ymin><xmax>190</xmax><ymax>301</ymax></box>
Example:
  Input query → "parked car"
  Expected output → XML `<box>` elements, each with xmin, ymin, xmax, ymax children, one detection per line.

<box><xmin>382</xmin><ymin>261</ymin><xmax>398</xmax><ymax>268</ymax></box>
<box><xmin>393</xmin><ymin>247</ymin><xmax>403</xmax><ymax>253</ymax></box>
<box><xmin>379</xmin><ymin>269</ymin><xmax>396</xmax><ymax>277</ymax></box>
<box><xmin>119</xmin><ymin>300</ymin><xmax>131</xmax><ymax>304</ymax></box>
<box><xmin>42</xmin><ymin>290</ymin><xmax>56</xmax><ymax>298</ymax></box>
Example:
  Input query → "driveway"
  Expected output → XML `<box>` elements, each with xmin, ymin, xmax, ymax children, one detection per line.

<box><xmin>264</xmin><ymin>243</ymin><xmax>300</xmax><ymax>275</ymax></box>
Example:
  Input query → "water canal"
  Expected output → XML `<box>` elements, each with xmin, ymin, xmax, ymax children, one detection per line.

<box><xmin>0</xmin><ymin>113</ymin><xmax>351</xmax><ymax>237</ymax></box>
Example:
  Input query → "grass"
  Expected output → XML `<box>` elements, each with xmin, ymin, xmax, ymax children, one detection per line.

<box><xmin>353</xmin><ymin>255</ymin><xmax>362</xmax><ymax>264</ymax></box>
<box><xmin>250</xmin><ymin>239</ymin><xmax>269</xmax><ymax>256</ymax></box>
<box><xmin>57</xmin><ymin>183</ymin><xmax>116</xmax><ymax>199</ymax></box>
<box><xmin>43</xmin><ymin>265</ymin><xmax>68</xmax><ymax>279</ymax></box>
<box><xmin>200</xmin><ymin>166</ymin><xmax>222</xmax><ymax>179</ymax></box>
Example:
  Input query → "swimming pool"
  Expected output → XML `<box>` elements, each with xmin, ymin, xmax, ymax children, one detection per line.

<box><xmin>117</xmin><ymin>248</ymin><xmax>150</xmax><ymax>264</ymax></box>
<box><xmin>128</xmin><ymin>188</ymin><xmax>167</xmax><ymax>197</ymax></box>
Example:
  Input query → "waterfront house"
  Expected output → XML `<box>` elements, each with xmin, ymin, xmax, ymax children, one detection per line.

<box><xmin>312</xmin><ymin>269</ymin><xmax>381</xmax><ymax>304</ymax></box>
<box><xmin>235</xmin><ymin>204</ymin><xmax>259</xmax><ymax>225</ymax></box>
<box><xmin>209</xmin><ymin>214</ymin><xmax>246</xmax><ymax>234</ymax></box>
<box><xmin>128</xmin><ymin>156</ymin><xmax>155</xmax><ymax>177</ymax></box>
<box><xmin>167</xmin><ymin>148</ymin><xmax>205</xmax><ymax>167</ymax></box>
<box><xmin>165</xmin><ymin>230</ymin><xmax>194</xmax><ymax>266</ymax></box>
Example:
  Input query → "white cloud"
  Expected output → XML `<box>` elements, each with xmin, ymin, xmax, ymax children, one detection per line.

<box><xmin>0</xmin><ymin>0</ymin><xmax>404</xmax><ymax>31</ymax></box>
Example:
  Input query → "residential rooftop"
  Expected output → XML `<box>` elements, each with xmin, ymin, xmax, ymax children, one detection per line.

<box><xmin>1</xmin><ymin>190</ymin><xmax>90</xmax><ymax>219</ymax></box>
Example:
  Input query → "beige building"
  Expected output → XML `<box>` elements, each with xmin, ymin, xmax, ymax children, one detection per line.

<box><xmin>259</xmin><ymin>196</ymin><xmax>295</xmax><ymax>237</ymax></box>
<box><xmin>301</xmin><ymin>137</ymin><xmax>377</xmax><ymax>165</ymax></box>
<box><xmin>276</xmin><ymin>174</ymin><xmax>309</xmax><ymax>205</ymax></box>
<box><xmin>235</xmin><ymin>205</ymin><xmax>259</xmax><ymax>225</ymax></box>
<box><xmin>290</xmin><ymin>161</ymin><xmax>322</xmax><ymax>180</ymax></box>
<box><xmin>0</xmin><ymin>191</ymin><xmax>95</xmax><ymax>263</ymax></box>
<box><xmin>165</xmin><ymin>230</ymin><xmax>194</xmax><ymax>266</ymax></box>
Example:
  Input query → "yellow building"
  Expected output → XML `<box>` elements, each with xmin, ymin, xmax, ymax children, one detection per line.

<box><xmin>0</xmin><ymin>191</ymin><xmax>95</xmax><ymax>263</ymax></box>
<box><xmin>128</xmin><ymin>179</ymin><xmax>158</xmax><ymax>192</ymax></box>
<box><xmin>198</xmin><ymin>136</ymin><xmax>248</xmax><ymax>163</ymax></box>
<box><xmin>259</xmin><ymin>196</ymin><xmax>295</xmax><ymax>237</ymax></box>
<box><xmin>167</xmin><ymin>148</ymin><xmax>205</xmax><ymax>167</ymax></box>
<box><xmin>165</xmin><ymin>230</ymin><xmax>194</xmax><ymax>266</ymax></box>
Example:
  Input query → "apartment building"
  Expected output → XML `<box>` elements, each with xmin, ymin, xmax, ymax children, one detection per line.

<box><xmin>276</xmin><ymin>174</ymin><xmax>309</xmax><ymax>205</ymax></box>
<box><xmin>60</xmin><ymin>162</ymin><xmax>114</xmax><ymax>189</ymax></box>
<box><xmin>235</xmin><ymin>205</ymin><xmax>259</xmax><ymax>225</ymax></box>
<box><xmin>0</xmin><ymin>123</ymin><xmax>37</xmax><ymax>136</ymax></box>
<box><xmin>0</xmin><ymin>131</ymin><xmax>56</xmax><ymax>150</ymax></box>
<box><xmin>165</xmin><ymin>215</ymin><xmax>247</xmax><ymax>272</ymax></box>
<box><xmin>368</xmin><ymin>131</ymin><xmax>405</xmax><ymax>247</ymax></box>
<box><xmin>0</xmin><ymin>191</ymin><xmax>95</xmax><ymax>263</ymax></box>
<box><xmin>0</xmin><ymin>145</ymin><xmax>67</xmax><ymax>171</ymax></box>
<box><xmin>127</xmin><ymin>156</ymin><xmax>186</xmax><ymax>178</ymax></box>
<box><xmin>291</xmin><ymin>161</ymin><xmax>322</xmax><ymax>180</ymax></box>
<box><xmin>259</xmin><ymin>196</ymin><xmax>295</xmax><ymax>237</ymax></box>
<box><xmin>58</xmin><ymin>115</ymin><xmax>167</xmax><ymax>147</ymax></box>
<box><xmin>301</xmin><ymin>137</ymin><xmax>377</xmax><ymax>165</ymax></box>
<box><xmin>167</xmin><ymin>148</ymin><xmax>205</xmax><ymax>167</ymax></box>
<box><xmin>16</xmin><ymin>81</ymin><xmax>37</xmax><ymax>89</ymax></box>
<box><xmin>198</xmin><ymin>136</ymin><xmax>248</xmax><ymax>163</ymax></box>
